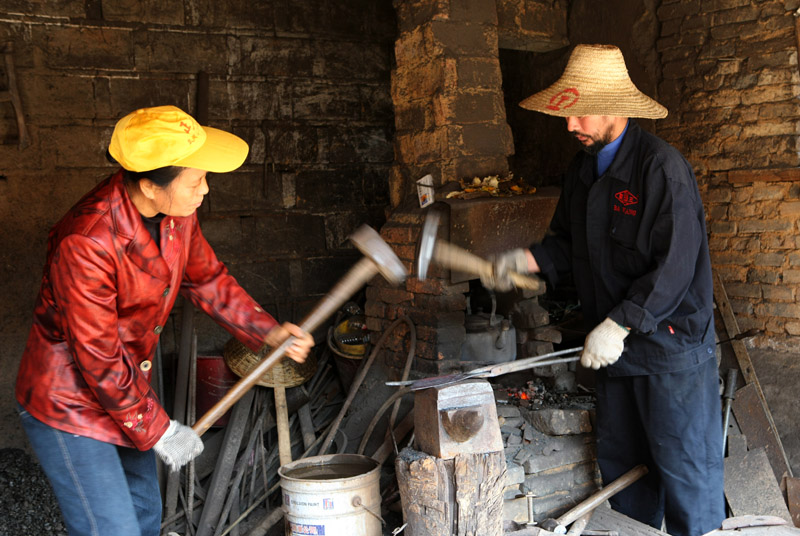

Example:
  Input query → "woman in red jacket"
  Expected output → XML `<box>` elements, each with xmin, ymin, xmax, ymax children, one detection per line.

<box><xmin>15</xmin><ymin>105</ymin><xmax>314</xmax><ymax>536</ymax></box>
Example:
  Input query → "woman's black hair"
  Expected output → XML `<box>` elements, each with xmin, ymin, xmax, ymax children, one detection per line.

<box><xmin>106</xmin><ymin>149</ymin><xmax>184</xmax><ymax>188</ymax></box>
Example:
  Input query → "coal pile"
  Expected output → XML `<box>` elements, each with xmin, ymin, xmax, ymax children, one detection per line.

<box><xmin>0</xmin><ymin>448</ymin><xmax>66</xmax><ymax>536</ymax></box>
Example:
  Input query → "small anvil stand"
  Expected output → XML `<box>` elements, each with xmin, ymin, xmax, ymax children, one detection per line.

<box><xmin>395</xmin><ymin>379</ymin><xmax>507</xmax><ymax>536</ymax></box>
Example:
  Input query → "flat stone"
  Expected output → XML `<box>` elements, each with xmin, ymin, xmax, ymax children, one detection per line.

<box><xmin>526</xmin><ymin>408</ymin><xmax>593</xmax><ymax>435</ymax></box>
<box><xmin>522</xmin><ymin>460</ymin><xmax>600</xmax><ymax>496</ymax></box>
<box><xmin>496</xmin><ymin>405</ymin><xmax>522</xmax><ymax>419</ymax></box>
<box><xmin>505</xmin><ymin>462</ymin><xmax>525</xmax><ymax>485</ymax></box>
<box><xmin>522</xmin><ymin>435</ymin><xmax>596</xmax><ymax>473</ymax></box>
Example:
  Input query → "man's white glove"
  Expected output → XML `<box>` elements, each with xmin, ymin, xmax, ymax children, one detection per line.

<box><xmin>153</xmin><ymin>420</ymin><xmax>204</xmax><ymax>472</ymax></box>
<box><xmin>581</xmin><ymin>317</ymin><xmax>630</xmax><ymax>370</ymax></box>
<box><xmin>480</xmin><ymin>248</ymin><xmax>529</xmax><ymax>292</ymax></box>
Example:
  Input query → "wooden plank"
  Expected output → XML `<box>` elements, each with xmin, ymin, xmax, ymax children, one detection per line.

<box><xmin>786</xmin><ymin>477</ymin><xmax>800</xmax><ymax>528</ymax></box>
<box><xmin>733</xmin><ymin>383</ymin><xmax>792</xmax><ymax>484</ymax></box>
<box><xmin>724</xmin><ymin>447</ymin><xmax>792</xmax><ymax>524</ymax></box>
<box><xmin>713</xmin><ymin>272</ymin><xmax>792</xmax><ymax>479</ymax></box>
<box><xmin>584</xmin><ymin>504</ymin><xmax>670</xmax><ymax>535</ymax></box>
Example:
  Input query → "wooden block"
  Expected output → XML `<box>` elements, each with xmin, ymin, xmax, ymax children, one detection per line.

<box><xmin>724</xmin><ymin>447</ymin><xmax>792</xmax><ymax>524</ymax></box>
<box><xmin>786</xmin><ymin>477</ymin><xmax>800</xmax><ymax>528</ymax></box>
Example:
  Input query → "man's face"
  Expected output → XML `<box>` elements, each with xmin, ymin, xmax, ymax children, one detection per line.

<box><xmin>565</xmin><ymin>116</ymin><xmax>619</xmax><ymax>155</ymax></box>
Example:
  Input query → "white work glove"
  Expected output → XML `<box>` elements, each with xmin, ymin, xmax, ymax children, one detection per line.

<box><xmin>153</xmin><ymin>420</ymin><xmax>204</xmax><ymax>472</ymax></box>
<box><xmin>581</xmin><ymin>318</ymin><xmax>630</xmax><ymax>370</ymax></box>
<box><xmin>480</xmin><ymin>248</ymin><xmax>529</xmax><ymax>292</ymax></box>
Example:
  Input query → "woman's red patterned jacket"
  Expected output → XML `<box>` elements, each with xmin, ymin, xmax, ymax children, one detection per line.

<box><xmin>16</xmin><ymin>171</ymin><xmax>278</xmax><ymax>450</ymax></box>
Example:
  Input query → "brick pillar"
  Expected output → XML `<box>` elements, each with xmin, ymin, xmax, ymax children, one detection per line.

<box><xmin>389</xmin><ymin>0</ymin><xmax>515</xmax><ymax>208</ymax></box>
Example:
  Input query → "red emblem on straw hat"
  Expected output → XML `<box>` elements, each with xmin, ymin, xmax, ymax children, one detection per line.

<box><xmin>547</xmin><ymin>88</ymin><xmax>580</xmax><ymax>111</ymax></box>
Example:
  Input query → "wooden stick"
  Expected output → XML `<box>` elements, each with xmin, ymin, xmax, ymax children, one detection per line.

<box><xmin>193</xmin><ymin>257</ymin><xmax>377</xmax><ymax>435</ymax></box>
<box><xmin>434</xmin><ymin>240</ymin><xmax>543</xmax><ymax>291</ymax></box>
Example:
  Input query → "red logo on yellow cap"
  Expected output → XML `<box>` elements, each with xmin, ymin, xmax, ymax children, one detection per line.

<box><xmin>180</xmin><ymin>120</ymin><xmax>200</xmax><ymax>144</ymax></box>
<box><xmin>547</xmin><ymin>88</ymin><xmax>580</xmax><ymax>111</ymax></box>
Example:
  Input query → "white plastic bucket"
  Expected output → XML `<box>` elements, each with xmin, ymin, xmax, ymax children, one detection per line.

<box><xmin>279</xmin><ymin>454</ymin><xmax>382</xmax><ymax>536</ymax></box>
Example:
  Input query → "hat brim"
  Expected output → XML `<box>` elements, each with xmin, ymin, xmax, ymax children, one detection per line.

<box><xmin>173</xmin><ymin>126</ymin><xmax>249</xmax><ymax>173</ymax></box>
<box><xmin>519</xmin><ymin>82</ymin><xmax>668</xmax><ymax>119</ymax></box>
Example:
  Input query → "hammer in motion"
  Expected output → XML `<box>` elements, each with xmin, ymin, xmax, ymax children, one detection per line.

<box><xmin>192</xmin><ymin>224</ymin><xmax>407</xmax><ymax>437</ymax></box>
<box><xmin>416</xmin><ymin>209</ymin><xmax>544</xmax><ymax>291</ymax></box>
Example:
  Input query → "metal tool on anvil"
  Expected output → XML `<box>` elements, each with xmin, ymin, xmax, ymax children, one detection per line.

<box><xmin>192</xmin><ymin>225</ymin><xmax>407</xmax><ymax>436</ymax></box>
<box><xmin>417</xmin><ymin>209</ymin><xmax>545</xmax><ymax>291</ymax></box>
<box><xmin>386</xmin><ymin>346</ymin><xmax>583</xmax><ymax>390</ymax></box>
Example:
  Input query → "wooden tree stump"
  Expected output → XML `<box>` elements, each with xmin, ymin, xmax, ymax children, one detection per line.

<box><xmin>395</xmin><ymin>447</ymin><xmax>506</xmax><ymax>536</ymax></box>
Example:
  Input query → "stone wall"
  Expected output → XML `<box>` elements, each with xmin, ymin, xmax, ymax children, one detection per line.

<box><xmin>0</xmin><ymin>0</ymin><xmax>396</xmax><ymax>450</ymax></box>
<box><xmin>655</xmin><ymin>0</ymin><xmax>800</xmax><ymax>348</ymax></box>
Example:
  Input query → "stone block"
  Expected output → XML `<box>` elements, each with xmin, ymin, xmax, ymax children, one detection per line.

<box><xmin>531</xmin><ymin>326</ymin><xmax>562</xmax><ymax>344</ymax></box>
<box><xmin>522</xmin><ymin>435</ymin><xmax>596</xmax><ymax>473</ymax></box>
<box><xmin>512</xmin><ymin>299</ymin><xmax>550</xmax><ymax>329</ymax></box>
<box><xmin>505</xmin><ymin>462</ymin><xmax>525</xmax><ymax>486</ymax></box>
<box><xmin>497</xmin><ymin>405</ymin><xmax>522</xmax><ymax>419</ymax></box>
<box><xmin>495</xmin><ymin>0</ymin><xmax>568</xmax><ymax>53</ymax></box>
<box><xmin>522</xmin><ymin>460</ymin><xmax>599</xmax><ymax>496</ymax></box>
<box><xmin>504</xmin><ymin>484</ymin><xmax>522</xmax><ymax>500</ymax></box>
<box><xmin>526</xmin><ymin>409</ymin><xmax>593</xmax><ymax>436</ymax></box>
<box><xmin>36</xmin><ymin>25</ymin><xmax>134</xmax><ymax>70</ymax></box>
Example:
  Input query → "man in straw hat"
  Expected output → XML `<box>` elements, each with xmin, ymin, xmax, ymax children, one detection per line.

<box><xmin>482</xmin><ymin>45</ymin><xmax>724</xmax><ymax>535</ymax></box>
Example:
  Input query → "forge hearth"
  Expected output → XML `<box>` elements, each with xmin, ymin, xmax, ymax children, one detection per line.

<box><xmin>493</xmin><ymin>380</ymin><xmax>601</xmax><ymax>524</ymax></box>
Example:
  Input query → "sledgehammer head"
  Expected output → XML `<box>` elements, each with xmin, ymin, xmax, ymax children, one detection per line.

<box><xmin>416</xmin><ymin>210</ymin><xmax>441</xmax><ymax>280</ymax></box>
<box><xmin>349</xmin><ymin>224</ymin><xmax>407</xmax><ymax>285</ymax></box>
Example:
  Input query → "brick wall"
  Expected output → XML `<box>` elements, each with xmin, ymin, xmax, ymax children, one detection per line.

<box><xmin>388</xmin><ymin>0</ymin><xmax>517</xmax><ymax>206</ymax></box>
<box><xmin>0</xmin><ymin>0</ymin><xmax>396</xmax><ymax>449</ymax></box>
<box><xmin>655</xmin><ymin>0</ymin><xmax>800</xmax><ymax>347</ymax></box>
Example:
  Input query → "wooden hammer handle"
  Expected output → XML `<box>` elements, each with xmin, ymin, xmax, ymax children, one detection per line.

<box><xmin>433</xmin><ymin>241</ymin><xmax>543</xmax><ymax>291</ymax></box>
<box><xmin>559</xmin><ymin>464</ymin><xmax>648</xmax><ymax>527</ymax></box>
<box><xmin>192</xmin><ymin>257</ymin><xmax>378</xmax><ymax>436</ymax></box>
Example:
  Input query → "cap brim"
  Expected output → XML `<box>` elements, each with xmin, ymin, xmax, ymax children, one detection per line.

<box><xmin>174</xmin><ymin>126</ymin><xmax>249</xmax><ymax>173</ymax></box>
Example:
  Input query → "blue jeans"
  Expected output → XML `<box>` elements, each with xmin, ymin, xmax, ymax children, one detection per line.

<box><xmin>18</xmin><ymin>405</ymin><xmax>162</xmax><ymax>536</ymax></box>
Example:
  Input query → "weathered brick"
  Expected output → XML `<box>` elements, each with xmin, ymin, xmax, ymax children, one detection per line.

<box><xmin>763</xmin><ymin>285</ymin><xmax>794</xmax><ymax>301</ymax></box>
<box><xmin>725</xmin><ymin>283</ymin><xmax>762</xmax><ymax>299</ymax></box>
<box><xmin>739</xmin><ymin>219</ymin><xmax>793</xmax><ymax>233</ymax></box>
<box><xmin>756</xmin><ymin>302</ymin><xmax>800</xmax><ymax>318</ymax></box>
<box><xmin>755</xmin><ymin>253</ymin><xmax>785</xmax><ymax>267</ymax></box>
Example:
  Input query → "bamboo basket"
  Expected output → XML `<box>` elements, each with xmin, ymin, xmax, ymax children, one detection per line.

<box><xmin>223</xmin><ymin>337</ymin><xmax>317</xmax><ymax>388</ymax></box>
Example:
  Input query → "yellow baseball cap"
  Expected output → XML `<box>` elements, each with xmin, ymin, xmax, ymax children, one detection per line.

<box><xmin>109</xmin><ymin>105</ymin><xmax>249</xmax><ymax>173</ymax></box>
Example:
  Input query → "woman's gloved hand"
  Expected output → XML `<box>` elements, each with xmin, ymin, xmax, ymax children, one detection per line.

<box><xmin>153</xmin><ymin>420</ymin><xmax>204</xmax><ymax>472</ymax></box>
<box><xmin>479</xmin><ymin>248</ymin><xmax>530</xmax><ymax>292</ymax></box>
<box><xmin>264</xmin><ymin>322</ymin><xmax>315</xmax><ymax>363</ymax></box>
<box><xmin>581</xmin><ymin>318</ymin><xmax>630</xmax><ymax>370</ymax></box>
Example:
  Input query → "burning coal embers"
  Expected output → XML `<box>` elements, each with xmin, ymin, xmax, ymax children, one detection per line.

<box><xmin>497</xmin><ymin>378</ymin><xmax>595</xmax><ymax>411</ymax></box>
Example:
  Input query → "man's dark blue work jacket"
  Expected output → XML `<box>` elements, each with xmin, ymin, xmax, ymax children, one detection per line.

<box><xmin>532</xmin><ymin>120</ymin><xmax>716</xmax><ymax>376</ymax></box>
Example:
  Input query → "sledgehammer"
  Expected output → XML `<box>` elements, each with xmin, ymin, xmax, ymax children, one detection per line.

<box><xmin>537</xmin><ymin>464</ymin><xmax>648</xmax><ymax>534</ymax></box>
<box><xmin>416</xmin><ymin>209</ymin><xmax>544</xmax><ymax>291</ymax></box>
<box><xmin>192</xmin><ymin>225</ymin><xmax>407</xmax><ymax>436</ymax></box>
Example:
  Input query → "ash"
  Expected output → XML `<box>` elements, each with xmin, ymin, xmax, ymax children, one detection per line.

<box><xmin>0</xmin><ymin>448</ymin><xmax>66</xmax><ymax>536</ymax></box>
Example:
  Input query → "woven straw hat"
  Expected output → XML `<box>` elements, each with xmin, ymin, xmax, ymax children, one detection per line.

<box><xmin>223</xmin><ymin>337</ymin><xmax>317</xmax><ymax>389</ymax></box>
<box><xmin>519</xmin><ymin>44</ymin><xmax>667</xmax><ymax>119</ymax></box>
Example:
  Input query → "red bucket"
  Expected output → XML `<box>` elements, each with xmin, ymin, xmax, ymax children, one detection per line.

<box><xmin>195</xmin><ymin>355</ymin><xmax>240</xmax><ymax>427</ymax></box>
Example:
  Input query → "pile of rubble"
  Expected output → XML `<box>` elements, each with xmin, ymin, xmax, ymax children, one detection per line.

<box><xmin>0</xmin><ymin>448</ymin><xmax>66</xmax><ymax>536</ymax></box>
<box><xmin>495</xmin><ymin>380</ymin><xmax>601</xmax><ymax>524</ymax></box>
